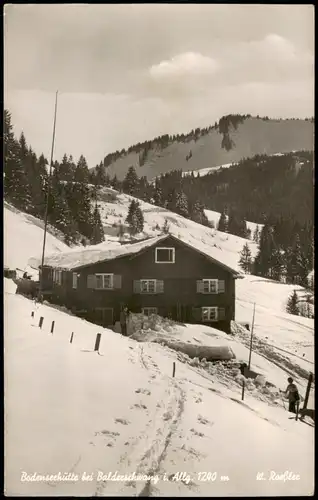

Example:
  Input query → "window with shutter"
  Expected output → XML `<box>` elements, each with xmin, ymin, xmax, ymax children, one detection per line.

<box><xmin>202</xmin><ymin>306</ymin><xmax>218</xmax><ymax>322</ymax></box>
<box><xmin>95</xmin><ymin>274</ymin><xmax>114</xmax><ymax>289</ymax></box>
<box><xmin>142</xmin><ymin>307</ymin><xmax>158</xmax><ymax>316</ymax></box>
<box><xmin>140</xmin><ymin>279</ymin><xmax>157</xmax><ymax>293</ymax></box>
<box><xmin>202</xmin><ymin>279</ymin><xmax>218</xmax><ymax>293</ymax></box>
<box><xmin>53</xmin><ymin>270</ymin><xmax>63</xmax><ymax>285</ymax></box>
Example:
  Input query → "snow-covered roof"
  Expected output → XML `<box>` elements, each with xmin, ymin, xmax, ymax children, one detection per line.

<box><xmin>32</xmin><ymin>233</ymin><xmax>241</xmax><ymax>275</ymax></box>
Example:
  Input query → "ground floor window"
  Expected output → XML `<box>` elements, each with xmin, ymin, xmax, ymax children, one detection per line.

<box><xmin>141</xmin><ymin>279</ymin><xmax>157</xmax><ymax>293</ymax></box>
<box><xmin>142</xmin><ymin>307</ymin><xmax>158</xmax><ymax>316</ymax></box>
<box><xmin>202</xmin><ymin>306</ymin><xmax>218</xmax><ymax>322</ymax></box>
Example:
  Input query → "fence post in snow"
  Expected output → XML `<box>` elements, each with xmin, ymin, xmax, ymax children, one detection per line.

<box><xmin>241</xmin><ymin>379</ymin><xmax>245</xmax><ymax>401</ymax></box>
<box><xmin>302</xmin><ymin>372</ymin><xmax>313</xmax><ymax>411</ymax></box>
<box><xmin>70</xmin><ymin>332</ymin><xmax>74</xmax><ymax>344</ymax></box>
<box><xmin>94</xmin><ymin>333</ymin><xmax>102</xmax><ymax>353</ymax></box>
<box><xmin>31</xmin><ymin>311</ymin><xmax>34</xmax><ymax>318</ymax></box>
<box><xmin>50</xmin><ymin>321</ymin><xmax>55</xmax><ymax>334</ymax></box>
<box><xmin>172</xmin><ymin>362</ymin><xmax>176</xmax><ymax>378</ymax></box>
<box><xmin>38</xmin><ymin>316</ymin><xmax>44</xmax><ymax>329</ymax></box>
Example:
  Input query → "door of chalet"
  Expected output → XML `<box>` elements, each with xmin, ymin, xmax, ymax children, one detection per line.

<box><xmin>96</xmin><ymin>308</ymin><xmax>114</xmax><ymax>327</ymax></box>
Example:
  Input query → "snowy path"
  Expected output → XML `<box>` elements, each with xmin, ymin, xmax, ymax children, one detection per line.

<box><xmin>4</xmin><ymin>288</ymin><xmax>314</xmax><ymax>496</ymax></box>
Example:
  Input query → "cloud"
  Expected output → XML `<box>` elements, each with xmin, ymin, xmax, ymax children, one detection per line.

<box><xmin>149</xmin><ymin>52</ymin><xmax>219</xmax><ymax>80</ymax></box>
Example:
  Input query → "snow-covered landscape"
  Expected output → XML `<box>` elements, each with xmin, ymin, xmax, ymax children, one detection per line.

<box><xmin>4</xmin><ymin>197</ymin><xmax>315</xmax><ymax>496</ymax></box>
<box><xmin>4</xmin><ymin>5</ymin><xmax>314</xmax><ymax>496</ymax></box>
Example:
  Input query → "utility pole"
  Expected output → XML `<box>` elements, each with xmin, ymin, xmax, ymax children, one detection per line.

<box><xmin>248</xmin><ymin>302</ymin><xmax>256</xmax><ymax>370</ymax></box>
<box><xmin>242</xmin><ymin>302</ymin><xmax>256</xmax><ymax>401</ymax></box>
<box><xmin>39</xmin><ymin>90</ymin><xmax>59</xmax><ymax>296</ymax></box>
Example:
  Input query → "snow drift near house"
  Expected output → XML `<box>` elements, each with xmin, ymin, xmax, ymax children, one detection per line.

<box><xmin>4</xmin><ymin>204</ymin><xmax>69</xmax><ymax>272</ymax></box>
<box><xmin>4</xmin><ymin>289</ymin><xmax>314</xmax><ymax>496</ymax></box>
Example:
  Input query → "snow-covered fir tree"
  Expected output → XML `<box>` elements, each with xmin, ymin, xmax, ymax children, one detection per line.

<box><xmin>123</xmin><ymin>166</ymin><xmax>139</xmax><ymax>195</ymax></box>
<box><xmin>238</xmin><ymin>243</ymin><xmax>253</xmax><ymax>273</ymax></box>
<box><xmin>91</xmin><ymin>204</ymin><xmax>105</xmax><ymax>244</ymax></box>
<box><xmin>217</xmin><ymin>210</ymin><xmax>228</xmax><ymax>232</ymax></box>
<box><xmin>286</xmin><ymin>290</ymin><xmax>299</xmax><ymax>315</ymax></box>
<box><xmin>175</xmin><ymin>190</ymin><xmax>189</xmax><ymax>218</ymax></box>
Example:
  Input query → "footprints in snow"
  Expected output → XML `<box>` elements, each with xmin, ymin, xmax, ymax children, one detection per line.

<box><xmin>115</xmin><ymin>417</ymin><xmax>130</xmax><ymax>425</ymax></box>
<box><xmin>131</xmin><ymin>403</ymin><xmax>148</xmax><ymax>410</ymax></box>
<box><xmin>93</xmin><ymin>429</ymin><xmax>121</xmax><ymax>448</ymax></box>
<box><xmin>135</xmin><ymin>388</ymin><xmax>151</xmax><ymax>396</ymax></box>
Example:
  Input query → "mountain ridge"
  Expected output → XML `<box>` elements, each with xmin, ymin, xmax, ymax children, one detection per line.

<box><xmin>99</xmin><ymin>115</ymin><xmax>314</xmax><ymax>181</ymax></box>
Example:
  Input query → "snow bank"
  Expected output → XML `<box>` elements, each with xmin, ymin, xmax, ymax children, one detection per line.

<box><xmin>4</xmin><ymin>204</ymin><xmax>69</xmax><ymax>271</ymax></box>
<box><xmin>4</xmin><ymin>292</ymin><xmax>314</xmax><ymax>496</ymax></box>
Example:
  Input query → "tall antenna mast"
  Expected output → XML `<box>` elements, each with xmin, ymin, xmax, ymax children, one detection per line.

<box><xmin>39</xmin><ymin>90</ymin><xmax>59</xmax><ymax>296</ymax></box>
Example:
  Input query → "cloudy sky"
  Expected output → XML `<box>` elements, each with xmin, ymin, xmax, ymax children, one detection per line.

<box><xmin>4</xmin><ymin>4</ymin><xmax>314</xmax><ymax>167</ymax></box>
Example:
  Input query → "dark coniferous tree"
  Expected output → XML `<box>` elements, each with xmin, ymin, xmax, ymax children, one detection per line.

<box><xmin>91</xmin><ymin>204</ymin><xmax>105</xmax><ymax>244</ymax></box>
<box><xmin>286</xmin><ymin>290</ymin><xmax>299</xmax><ymax>315</ymax></box>
<box><xmin>74</xmin><ymin>155</ymin><xmax>90</xmax><ymax>184</ymax></box>
<box><xmin>217</xmin><ymin>210</ymin><xmax>228</xmax><ymax>232</ymax></box>
<box><xmin>238</xmin><ymin>243</ymin><xmax>253</xmax><ymax>273</ymax></box>
<box><xmin>175</xmin><ymin>190</ymin><xmax>189</xmax><ymax>218</ymax></box>
<box><xmin>123</xmin><ymin>166</ymin><xmax>139</xmax><ymax>195</ymax></box>
<box><xmin>154</xmin><ymin>179</ymin><xmax>163</xmax><ymax>206</ymax></box>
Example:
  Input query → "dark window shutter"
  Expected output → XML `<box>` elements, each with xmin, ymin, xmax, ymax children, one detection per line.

<box><xmin>192</xmin><ymin>307</ymin><xmax>202</xmax><ymax>322</ymax></box>
<box><xmin>196</xmin><ymin>280</ymin><xmax>204</xmax><ymax>293</ymax></box>
<box><xmin>87</xmin><ymin>274</ymin><xmax>96</xmax><ymax>289</ymax></box>
<box><xmin>218</xmin><ymin>307</ymin><xmax>226</xmax><ymax>320</ymax></box>
<box><xmin>113</xmin><ymin>274</ymin><xmax>122</xmax><ymax>289</ymax></box>
<box><xmin>218</xmin><ymin>280</ymin><xmax>225</xmax><ymax>293</ymax></box>
<box><xmin>133</xmin><ymin>280</ymin><xmax>141</xmax><ymax>293</ymax></box>
<box><xmin>156</xmin><ymin>280</ymin><xmax>164</xmax><ymax>293</ymax></box>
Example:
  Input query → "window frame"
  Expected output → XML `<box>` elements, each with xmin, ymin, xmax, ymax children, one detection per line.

<box><xmin>202</xmin><ymin>306</ymin><xmax>218</xmax><ymax>322</ymax></box>
<box><xmin>202</xmin><ymin>278</ymin><xmax>218</xmax><ymax>294</ymax></box>
<box><xmin>155</xmin><ymin>247</ymin><xmax>175</xmax><ymax>264</ymax></box>
<box><xmin>53</xmin><ymin>269</ymin><xmax>63</xmax><ymax>285</ymax></box>
<box><xmin>142</xmin><ymin>307</ymin><xmax>158</xmax><ymax>316</ymax></box>
<box><xmin>140</xmin><ymin>279</ymin><xmax>157</xmax><ymax>293</ymax></box>
<box><xmin>95</xmin><ymin>273</ymin><xmax>114</xmax><ymax>290</ymax></box>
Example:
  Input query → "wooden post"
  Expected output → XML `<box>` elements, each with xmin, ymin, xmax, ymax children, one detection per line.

<box><xmin>50</xmin><ymin>321</ymin><xmax>55</xmax><ymax>334</ymax></box>
<box><xmin>172</xmin><ymin>362</ymin><xmax>176</xmax><ymax>378</ymax></box>
<box><xmin>241</xmin><ymin>379</ymin><xmax>245</xmax><ymax>401</ymax></box>
<box><xmin>248</xmin><ymin>303</ymin><xmax>256</xmax><ymax>370</ymax></box>
<box><xmin>94</xmin><ymin>333</ymin><xmax>102</xmax><ymax>352</ymax></box>
<box><xmin>70</xmin><ymin>332</ymin><xmax>74</xmax><ymax>344</ymax></box>
<box><xmin>302</xmin><ymin>372</ymin><xmax>313</xmax><ymax>411</ymax></box>
<box><xmin>31</xmin><ymin>311</ymin><xmax>34</xmax><ymax>318</ymax></box>
<box><xmin>38</xmin><ymin>316</ymin><xmax>44</xmax><ymax>329</ymax></box>
<box><xmin>295</xmin><ymin>401</ymin><xmax>300</xmax><ymax>421</ymax></box>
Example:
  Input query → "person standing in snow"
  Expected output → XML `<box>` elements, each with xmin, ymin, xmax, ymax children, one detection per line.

<box><xmin>282</xmin><ymin>377</ymin><xmax>300</xmax><ymax>413</ymax></box>
<box><xmin>120</xmin><ymin>305</ymin><xmax>128</xmax><ymax>336</ymax></box>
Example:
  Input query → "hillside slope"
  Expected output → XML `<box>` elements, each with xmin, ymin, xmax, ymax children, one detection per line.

<box><xmin>24</xmin><ymin>188</ymin><xmax>314</xmax><ymax>383</ymax></box>
<box><xmin>4</xmin><ymin>203</ymin><xmax>70</xmax><ymax>275</ymax></box>
<box><xmin>102</xmin><ymin>117</ymin><xmax>314</xmax><ymax>181</ymax></box>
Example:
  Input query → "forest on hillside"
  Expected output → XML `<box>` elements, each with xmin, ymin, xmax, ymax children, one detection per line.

<box><xmin>4</xmin><ymin>108</ymin><xmax>314</xmax><ymax>290</ymax></box>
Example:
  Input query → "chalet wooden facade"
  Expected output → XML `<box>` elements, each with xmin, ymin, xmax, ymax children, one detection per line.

<box><xmin>39</xmin><ymin>234</ymin><xmax>241</xmax><ymax>334</ymax></box>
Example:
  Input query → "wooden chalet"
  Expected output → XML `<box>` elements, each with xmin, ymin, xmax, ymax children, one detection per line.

<box><xmin>39</xmin><ymin>234</ymin><xmax>242</xmax><ymax>334</ymax></box>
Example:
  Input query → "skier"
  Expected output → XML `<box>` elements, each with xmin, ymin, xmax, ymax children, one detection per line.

<box><xmin>120</xmin><ymin>305</ymin><xmax>128</xmax><ymax>336</ymax></box>
<box><xmin>281</xmin><ymin>377</ymin><xmax>300</xmax><ymax>414</ymax></box>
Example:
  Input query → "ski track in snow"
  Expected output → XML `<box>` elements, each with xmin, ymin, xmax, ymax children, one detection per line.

<box><xmin>95</xmin><ymin>346</ymin><xmax>185</xmax><ymax>497</ymax></box>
